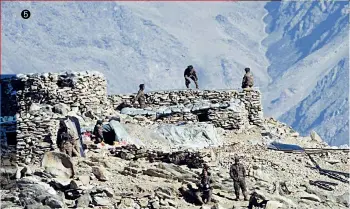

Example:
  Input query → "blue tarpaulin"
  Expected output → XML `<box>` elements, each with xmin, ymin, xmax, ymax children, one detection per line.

<box><xmin>268</xmin><ymin>142</ymin><xmax>304</xmax><ymax>152</ymax></box>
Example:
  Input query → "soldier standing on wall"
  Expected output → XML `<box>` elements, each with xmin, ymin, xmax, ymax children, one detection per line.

<box><xmin>184</xmin><ymin>65</ymin><xmax>199</xmax><ymax>89</ymax></box>
<box><xmin>229</xmin><ymin>155</ymin><xmax>248</xmax><ymax>201</ymax></box>
<box><xmin>133</xmin><ymin>84</ymin><xmax>146</xmax><ymax>109</ymax></box>
<box><xmin>241</xmin><ymin>67</ymin><xmax>254</xmax><ymax>89</ymax></box>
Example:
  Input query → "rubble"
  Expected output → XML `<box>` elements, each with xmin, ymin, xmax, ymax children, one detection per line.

<box><xmin>111</xmin><ymin>144</ymin><xmax>205</xmax><ymax>169</ymax></box>
<box><xmin>1</xmin><ymin>124</ymin><xmax>348</xmax><ymax>209</ymax></box>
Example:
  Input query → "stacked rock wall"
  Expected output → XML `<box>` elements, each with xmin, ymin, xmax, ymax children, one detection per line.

<box><xmin>1</xmin><ymin>71</ymin><xmax>264</xmax><ymax>164</ymax></box>
<box><xmin>0</xmin><ymin>71</ymin><xmax>110</xmax><ymax>164</ymax></box>
<box><xmin>108</xmin><ymin>89</ymin><xmax>263</xmax><ymax>129</ymax></box>
<box><xmin>14</xmin><ymin>71</ymin><xmax>108</xmax><ymax>112</ymax></box>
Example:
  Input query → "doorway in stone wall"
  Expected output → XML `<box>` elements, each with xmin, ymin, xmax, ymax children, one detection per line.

<box><xmin>5</xmin><ymin>132</ymin><xmax>17</xmax><ymax>146</ymax></box>
<box><xmin>196</xmin><ymin>110</ymin><xmax>210</xmax><ymax>122</ymax></box>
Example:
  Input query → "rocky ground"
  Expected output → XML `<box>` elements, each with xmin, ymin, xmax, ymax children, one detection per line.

<box><xmin>1</xmin><ymin>118</ymin><xmax>349</xmax><ymax>209</ymax></box>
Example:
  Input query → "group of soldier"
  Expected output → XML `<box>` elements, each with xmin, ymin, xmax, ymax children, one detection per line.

<box><xmin>193</xmin><ymin>156</ymin><xmax>267</xmax><ymax>208</ymax></box>
<box><xmin>180</xmin><ymin>66</ymin><xmax>255</xmax><ymax>205</ymax></box>
<box><xmin>133</xmin><ymin>65</ymin><xmax>254</xmax><ymax>108</ymax></box>
<box><xmin>57</xmin><ymin>65</ymin><xmax>258</xmax><ymax>207</ymax></box>
<box><xmin>192</xmin><ymin>156</ymin><xmax>248</xmax><ymax>204</ymax></box>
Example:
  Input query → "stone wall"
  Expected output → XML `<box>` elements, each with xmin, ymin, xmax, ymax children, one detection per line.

<box><xmin>0</xmin><ymin>71</ymin><xmax>112</xmax><ymax>164</ymax></box>
<box><xmin>108</xmin><ymin>89</ymin><xmax>263</xmax><ymax>129</ymax></box>
<box><xmin>1</xmin><ymin>71</ymin><xmax>264</xmax><ymax>164</ymax></box>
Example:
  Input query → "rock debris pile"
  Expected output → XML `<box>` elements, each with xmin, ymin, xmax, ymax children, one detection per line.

<box><xmin>109</xmin><ymin>144</ymin><xmax>206</xmax><ymax>169</ymax></box>
<box><xmin>1</xmin><ymin>123</ymin><xmax>349</xmax><ymax>209</ymax></box>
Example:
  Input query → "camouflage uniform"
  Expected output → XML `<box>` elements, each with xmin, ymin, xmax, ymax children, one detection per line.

<box><xmin>184</xmin><ymin>66</ymin><xmax>199</xmax><ymax>89</ymax></box>
<box><xmin>134</xmin><ymin>84</ymin><xmax>146</xmax><ymax>109</ymax></box>
<box><xmin>248</xmin><ymin>192</ymin><xmax>268</xmax><ymax>209</ymax></box>
<box><xmin>193</xmin><ymin>170</ymin><xmax>213</xmax><ymax>204</ymax></box>
<box><xmin>93</xmin><ymin>122</ymin><xmax>104</xmax><ymax>143</ymax></box>
<box><xmin>230</xmin><ymin>157</ymin><xmax>248</xmax><ymax>200</ymax></box>
<box><xmin>57</xmin><ymin>119</ymin><xmax>81</xmax><ymax>157</ymax></box>
<box><xmin>200</xmin><ymin>171</ymin><xmax>213</xmax><ymax>203</ymax></box>
<box><xmin>241</xmin><ymin>72</ymin><xmax>254</xmax><ymax>89</ymax></box>
<box><xmin>134</xmin><ymin>89</ymin><xmax>145</xmax><ymax>108</ymax></box>
<box><xmin>58</xmin><ymin>132</ymin><xmax>80</xmax><ymax>157</ymax></box>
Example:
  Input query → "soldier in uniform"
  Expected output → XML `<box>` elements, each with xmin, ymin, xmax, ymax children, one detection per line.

<box><xmin>199</xmin><ymin>168</ymin><xmax>213</xmax><ymax>204</ymax></box>
<box><xmin>57</xmin><ymin>119</ymin><xmax>80</xmax><ymax>157</ymax></box>
<box><xmin>248</xmin><ymin>191</ymin><xmax>269</xmax><ymax>209</ymax></box>
<box><xmin>134</xmin><ymin>84</ymin><xmax>146</xmax><ymax>108</ymax></box>
<box><xmin>93</xmin><ymin>120</ymin><xmax>104</xmax><ymax>143</ymax></box>
<box><xmin>230</xmin><ymin>156</ymin><xmax>248</xmax><ymax>201</ymax></box>
<box><xmin>191</xmin><ymin>168</ymin><xmax>213</xmax><ymax>205</ymax></box>
<box><xmin>202</xmin><ymin>164</ymin><xmax>210</xmax><ymax>175</ymax></box>
<box><xmin>241</xmin><ymin>67</ymin><xmax>254</xmax><ymax>89</ymax></box>
<box><xmin>184</xmin><ymin>65</ymin><xmax>199</xmax><ymax>89</ymax></box>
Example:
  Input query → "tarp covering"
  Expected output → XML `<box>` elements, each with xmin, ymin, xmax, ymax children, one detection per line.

<box><xmin>121</xmin><ymin>108</ymin><xmax>156</xmax><ymax>116</ymax></box>
<box><xmin>107</xmin><ymin>120</ymin><xmax>144</xmax><ymax>147</ymax></box>
<box><xmin>268</xmin><ymin>141</ymin><xmax>304</xmax><ymax>152</ymax></box>
<box><xmin>155</xmin><ymin>123</ymin><xmax>222</xmax><ymax>149</ymax></box>
<box><xmin>120</xmin><ymin>99</ymin><xmax>245</xmax><ymax>118</ymax></box>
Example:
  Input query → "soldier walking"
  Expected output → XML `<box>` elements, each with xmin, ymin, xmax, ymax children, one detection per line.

<box><xmin>184</xmin><ymin>65</ymin><xmax>199</xmax><ymax>89</ymax></box>
<box><xmin>230</xmin><ymin>156</ymin><xmax>248</xmax><ymax>201</ymax></box>
<box><xmin>133</xmin><ymin>84</ymin><xmax>146</xmax><ymax>108</ymax></box>
<box><xmin>241</xmin><ymin>67</ymin><xmax>254</xmax><ymax>89</ymax></box>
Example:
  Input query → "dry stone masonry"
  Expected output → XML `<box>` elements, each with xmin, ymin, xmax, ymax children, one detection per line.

<box><xmin>109</xmin><ymin>89</ymin><xmax>263</xmax><ymax>129</ymax></box>
<box><xmin>1</xmin><ymin>71</ymin><xmax>111</xmax><ymax>164</ymax></box>
<box><xmin>1</xmin><ymin>71</ymin><xmax>263</xmax><ymax>164</ymax></box>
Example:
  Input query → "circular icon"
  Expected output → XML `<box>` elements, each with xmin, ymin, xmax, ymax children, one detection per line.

<box><xmin>21</xmin><ymin>10</ymin><xmax>31</xmax><ymax>19</ymax></box>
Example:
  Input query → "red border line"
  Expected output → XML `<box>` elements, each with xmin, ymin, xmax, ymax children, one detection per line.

<box><xmin>0</xmin><ymin>0</ymin><xmax>280</xmax><ymax>2</ymax></box>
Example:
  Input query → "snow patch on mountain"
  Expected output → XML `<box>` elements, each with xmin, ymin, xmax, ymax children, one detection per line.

<box><xmin>262</xmin><ymin>1</ymin><xmax>349</xmax><ymax>146</ymax></box>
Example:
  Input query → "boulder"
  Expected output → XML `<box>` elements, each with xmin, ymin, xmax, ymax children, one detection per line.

<box><xmin>336</xmin><ymin>192</ymin><xmax>349</xmax><ymax>207</ymax></box>
<box><xmin>75</xmin><ymin>193</ymin><xmax>91</xmax><ymax>208</ymax></box>
<box><xmin>29</xmin><ymin>103</ymin><xmax>42</xmax><ymax>112</ymax></box>
<box><xmin>53</xmin><ymin>103</ymin><xmax>70</xmax><ymax>115</ymax></box>
<box><xmin>254</xmin><ymin>169</ymin><xmax>271</xmax><ymax>182</ymax></box>
<box><xmin>300</xmin><ymin>192</ymin><xmax>321</xmax><ymax>202</ymax></box>
<box><xmin>17</xmin><ymin>177</ymin><xmax>65</xmax><ymax>208</ymax></box>
<box><xmin>265</xmin><ymin>201</ymin><xmax>284</xmax><ymax>209</ymax></box>
<box><xmin>310</xmin><ymin>131</ymin><xmax>323</xmax><ymax>143</ymax></box>
<box><xmin>117</xmin><ymin>198</ymin><xmax>135</xmax><ymax>208</ymax></box>
<box><xmin>41</xmin><ymin>151</ymin><xmax>75</xmax><ymax>179</ymax></box>
<box><xmin>92</xmin><ymin>196</ymin><xmax>111</xmax><ymax>206</ymax></box>
<box><xmin>92</xmin><ymin>166</ymin><xmax>109</xmax><ymax>181</ymax></box>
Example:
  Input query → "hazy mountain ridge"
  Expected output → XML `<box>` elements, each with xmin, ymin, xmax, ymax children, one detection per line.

<box><xmin>279</xmin><ymin>57</ymin><xmax>349</xmax><ymax>146</ymax></box>
<box><xmin>262</xmin><ymin>1</ymin><xmax>349</xmax><ymax>146</ymax></box>
<box><xmin>2</xmin><ymin>2</ymin><xmax>269</xmax><ymax>93</ymax></box>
